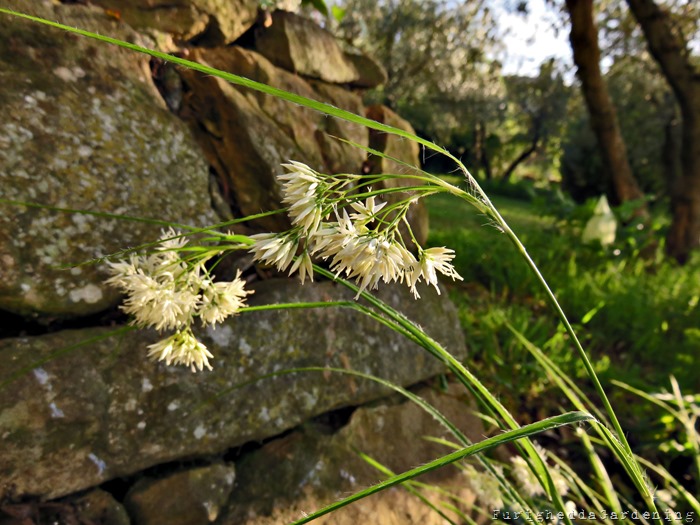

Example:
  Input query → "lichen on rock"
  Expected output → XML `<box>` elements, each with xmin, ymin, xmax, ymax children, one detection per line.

<box><xmin>0</xmin><ymin>0</ymin><xmax>217</xmax><ymax>318</ymax></box>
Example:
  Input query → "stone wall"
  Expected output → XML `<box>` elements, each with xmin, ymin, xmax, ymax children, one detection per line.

<box><xmin>0</xmin><ymin>2</ymin><xmax>474</xmax><ymax>523</ymax></box>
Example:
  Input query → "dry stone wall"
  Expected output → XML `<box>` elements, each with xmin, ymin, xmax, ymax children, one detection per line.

<box><xmin>0</xmin><ymin>2</ymin><xmax>469</xmax><ymax>523</ymax></box>
<box><xmin>0</xmin><ymin>0</ymin><xmax>217</xmax><ymax>317</ymax></box>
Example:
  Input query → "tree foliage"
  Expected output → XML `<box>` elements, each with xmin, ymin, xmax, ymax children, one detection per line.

<box><xmin>333</xmin><ymin>0</ymin><xmax>502</xmax><ymax>142</ymax></box>
<box><xmin>561</xmin><ymin>53</ymin><xmax>676</xmax><ymax>202</ymax></box>
<box><xmin>332</xmin><ymin>0</ymin><xmax>572</xmax><ymax>181</ymax></box>
<box><xmin>331</xmin><ymin>0</ymin><xmax>700</xmax><ymax>260</ymax></box>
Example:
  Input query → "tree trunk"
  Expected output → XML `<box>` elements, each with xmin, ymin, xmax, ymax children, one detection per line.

<box><xmin>501</xmin><ymin>141</ymin><xmax>539</xmax><ymax>182</ymax></box>
<box><xmin>626</xmin><ymin>0</ymin><xmax>700</xmax><ymax>263</ymax></box>
<box><xmin>662</xmin><ymin>108</ymin><xmax>682</xmax><ymax>196</ymax></box>
<box><xmin>502</xmin><ymin>122</ymin><xmax>540</xmax><ymax>182</ymax></box>
<box><xmin>564</xmin><ymin>0</ymin><xmax>647</xmax><ymax>209</ymax></box>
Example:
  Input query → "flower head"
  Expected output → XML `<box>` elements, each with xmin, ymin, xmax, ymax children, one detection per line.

<box><xmin>463</xmin><ymin>464</ymin><xmax>504</xmax><ymax>509</ymax></box>
<box><xmin>509</xmin><ymin>444</ymin><xmax>570</xmax><ymax>499</ymax></box>
<box><xmin>106</xmin><ymin>228</ymin><xmax>252</xmax><ymax>372</ymax></box>
<box><xmin>308</xmin><ymin>209</ymin><xmax>415</xmax><ymax>296</ymax></box>
<box><xmin>349</xmin><ymin>195</ymin><xmax>387</xmax><ymax>224</ymax></box>
<box><xmin>288</xmin><ymin>250</ymin><xmax>314</xmax><ymax>285</ymax></box>
<box><xmin>106</xmin><ymin>234</ymin><xmax>203</xmax><ymax>331</ymax></box>
<box><xmin>120</xmin><ymin>271</ymin><xmax>200</xmax><ymax>331</ymax></box>
<box><xmin>279</xmin><ymin>161</ymin><xmax>326</xmax><ymax>236</ymax></box>
<box><xmin>199</xmin><ymin>271</ymin><xmax>251</xmax><ymax>326</ymax></box>
<box><xmin>248</xmin><ymin>161</ymin><xmax>464</xmax><ymax>301</ymax></box>
<box><xmin>147</xmin><ymin>328</ymin><xmax>214</xmax><ymax>372</ymax></box>
<box><xmin>249</xmin><ymin>232</ymin><xmax>299</xmax><ymax>272</ymax></box>
<box><xmin>510</xmin><ymin>455</ymin><xmax>545</xmax><ymax>497</ymax></box>
<box><xmin>407</xmin><ymin>247</ymin><xmax>463</xmax><ymax>298</ymax></box>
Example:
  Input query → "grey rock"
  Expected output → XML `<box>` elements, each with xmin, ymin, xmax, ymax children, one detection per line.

<box><xmin>255</xmin><ymin>11</ymin><xmax>359</xmax><ymax>84</ymax></box>
<box><xmin>0</xmin><ymin>279</ymin><xmax>466</xmax><ymax>500</ymax></box>
<box><xmin>73</xmin><ymin>489</ymin><xmax>132</xmax><ymax>525</ymax></box>
<box><xmin>89</xmin><ymin>0</ymin><xmax>259</xmax><ymax>45</ymax></box>
<box><xmin>222</xmin><ymin>382</ymin><xmax>480</xmax><ymax>524</ymax></box>
<box><xmin>124</xmin><ymin>464</ymin><xmax>236</xmax><ymax>525</ymax></box>
<box><xmin>0</xmin><ymin>0</ymin><xmax>217</xmax><ymax>318</ymax></box>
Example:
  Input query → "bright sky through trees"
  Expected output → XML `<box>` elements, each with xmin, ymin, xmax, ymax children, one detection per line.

<box><xmin>494</xmin><ymin>0</ymin><xmax>572</xmax><ymax>76</ymax></box>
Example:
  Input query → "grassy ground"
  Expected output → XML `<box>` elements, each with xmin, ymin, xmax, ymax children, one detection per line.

<box><xmin>425</xmin><ymin>184</ymin><xmax>700</xmax><ymax>407</ymax></box>
<box><xmin>425</xmin><ymin>184</ymin><xmax>700</xmax><ymax>487</ymax></box>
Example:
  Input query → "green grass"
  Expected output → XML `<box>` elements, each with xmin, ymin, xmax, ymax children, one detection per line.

<box><xmin>426</xmin><ymin>184</ymin><xmax>700</xmax><ymax>501</ymax></box>
<box><xmin>426</xmin><ymin>186</ymin><xmax>700</xmax><ymax>395</ymax></box>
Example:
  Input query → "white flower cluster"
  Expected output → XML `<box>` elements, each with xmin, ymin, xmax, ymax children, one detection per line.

<box><xmin>249</xmin><ymin>162</ymin><xmax>463</xmax><ymax>298</ymax></box>
<box><xmin>463</xmin><ymin>463</ymin><xmax>505</xmax><ymax>509</ymax></box>
<box><xmin>106</xmin><ymin>228</ymin><xmax>252</xmax><ymax>371</ymax></box>
<box><xmin>509</xmin><ymin>443</ymin><xmax>570</xmax><ymax>498</ymax></box>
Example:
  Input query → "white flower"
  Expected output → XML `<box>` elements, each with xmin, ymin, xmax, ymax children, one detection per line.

<box><xmin>127</xmin><ymin>279</ymin><xmax>199</xmax><ymax>331</ymax></box>
<box><xmin>326</xmin><ymin>231</ymin><xmax>412</xmax><ymax>295</ymax></box>
<box><xmin>105</xmin><ymin>232</ymin><xmax>204</xmax><ymax>332</ymax></box>
<box><xmin>342</xmin><ymin>236</ymin><xmax>414</xmax><ymax>294</ymax></box>
<box><xmin>248</xmin><ymin>232</ymin><xmax>299</xmax><ymax>272</ymax></box>
<box><xmin>309</xmin><ymin>209</ymin><xmax>358</xmax><ymax>257</ymax></box>
<box><xmin>279</xmin><ymin>162</ymin><xmax>326</xmax><ymax>235</ymax></box>
<box><xmin>463</xmin><ymin>464</ymin><xmax>504</xmax><ymax>509</ymax></box>
<box><xmin>551</xmin><ymin>469</ymin><xmax>570</xmax><ymax>497</ymax></box>
<box><xmin>109</xmin><ymin>258</ymin><xmax>201</xmax><ymax>331</ymax></box>
<box><xmin>147</xmin><ymin>329</ymin><xmax>214</xmax><ymax>372</ymax></box>
<box><xmin>104</xmin><ymin>254</ymin><xmax>140</xmax><ymax>288</ymax></box>
<box><xmin>288</xmin><ymin>251</ymin><xmax>314</xmax><ymax>285</ymax></box>
<box><xmin>248</xmin><ymin>232</ymin><xmax>315</xmax><ymax>283</ymax></box>
<box><xmin>349</xmin><ymin>195</ymin><xmax>387</xmax><ymax>224</ymax></box>
<box><xmin>510</xmin><ymin>446</ymin><xmax>570</xmax><ymax>499</ymax></box>
<box><xmin>199</xmin><ymin>271</ymin><xmax>252</xmax><ymax>327</ymax></box>
<box><xmin>408</xmin><ymin>246</ymin><xmax>463</xmax><ymax>298</ymax></box>
<box><xmin>105</xmin><ymin>228</ymin><xmax>256</xmax><ymax>372</ymax></box>
<box><xmin>155</xmin><ymin>227</ymin><xmax>189</xmax><ymax>255</ymax></box>
<box><xmin>308</xmin><ymin>209</ymin><xmax>420</xmax><ymax>296</ymax></box>
<box><xmin>654</xmin><ymin>489</ymin><xmax>675</xmax><ymax>507</ymax></box>
<box><xmin>564</xmin><ymin>500</ymin><xmax>577</xmax><ymax>517</ymax></box>
<box><xmin>510</xmin><ymin>455</ymin><xmax>545</xmax><ymax>497</ymax></box>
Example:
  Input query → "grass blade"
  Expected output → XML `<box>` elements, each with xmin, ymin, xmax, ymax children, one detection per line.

<box><xmin>290</xmin><ymin>411</ymin><xmax>594</xmax><ymax>524</ymax></box>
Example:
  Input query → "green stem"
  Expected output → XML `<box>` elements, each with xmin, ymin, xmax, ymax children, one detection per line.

<box><xmin>290</xmin><ymin>411</ymin><xmax>593</xmax><ymax>525</ymax></box>
<box><xmin>313</xmin><ymin>266</ymin><xmax>575</xmax><ymax>523</ymax></box>
<box><xmin>434</xmin><ymin>180</ymin><xmax>658</xmax><ymax>515</ymax></box>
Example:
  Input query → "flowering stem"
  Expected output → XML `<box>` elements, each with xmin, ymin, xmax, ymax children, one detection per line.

<box><xmin>313</xmin><ymin>266</ymin><xmax>576</xmax><ymax>522</ymax></box>
<box><xmin>430</xmin><ymin>174</ymin><xmax>659</xmax><ymax>516</ymax></box>
<box><xmin>241</xmin><ymin>300</ymin><xmax>357</xmax><ymax>313</ymax></box>
<box><xmin>335</xmin><ymin>185</ymin><xmax>445</xmax><ymax>202</ymax></box>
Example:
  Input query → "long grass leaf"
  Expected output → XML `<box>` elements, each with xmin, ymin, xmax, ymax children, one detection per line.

<box><xmin>290</xmin><ymin>411</ymin><xmax>593</xmax><ymax>524</ymax></box>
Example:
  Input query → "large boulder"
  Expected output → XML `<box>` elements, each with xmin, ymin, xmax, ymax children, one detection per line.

<box><xmin>89</xmin><ymin>0</ymin><xmax>259</xmax><ymax>45</ymax></box>
<box><xmin>0</xmin><ymin>1</ymin><xmax>217</xmax><ymax>318</ymax></box>
<box><xmin>0</xmin><ymin>279</ymin><xmax>466</xmax><ymax>500</ymax></box>
<box><xmin>309</xmin><ymin>80</ymin><xmax>369</xmax><ymax>174</ymax></box>
<box><xmin>255</xmin><ymin>10</ymin><xmax>359</xmax><ymax>85</ymax></box>
<box><xmin>222</xmin><ymin>382</ymin><xmax>480</xmax><ymax>524</ymax></box>
<box><xmin>176</xmin><ymin>53</ymin><xmax>304</xmax><ymax>234</ymax></box>
<box><xmin>175</xmin><ymin>46</ymin><xmax>369</xmax><ymax>232</ymax></box>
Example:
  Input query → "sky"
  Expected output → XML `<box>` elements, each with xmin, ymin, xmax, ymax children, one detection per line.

<box><xmin>492</xmin><ymin>0</ymin><xmax>573</xmax><ymax>76</ymax></box>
